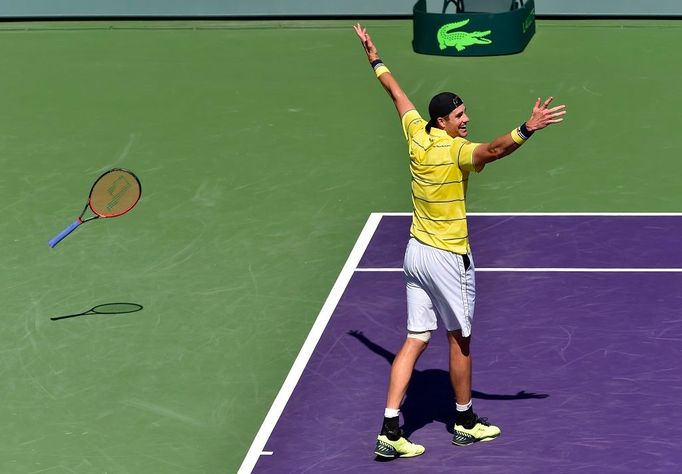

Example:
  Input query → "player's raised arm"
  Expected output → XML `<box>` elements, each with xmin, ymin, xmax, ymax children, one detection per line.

<box><xmin>472</xmin><ymin>96</ymin><xmax>566</xmax><ymax>168</ymax></box>
<box><xmin>353</xmin><ymin>23</ymin><xmax>415</xmax><ymax>118</ymax></box>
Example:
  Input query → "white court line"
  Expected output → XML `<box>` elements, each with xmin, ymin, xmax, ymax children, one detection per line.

<box><xmin>356</xmin><ymin>268</ymin><xmax>682</xmax><ymax>273</ymax></box>
<box><xmin>360</xmin><ymin>212</ymin><xmax>682</xmax><ymax>274</ymax></box>
<box><xmin>236</xmin><ymin>213</ymin><xmax>384</xmax><ymax>474</ymax></box>
<box><xmin>237</xmin><ymin>211</ymin><xmax>681</xmax><ymax>473</ymax></box>
<box><xmin>380</xmin><ymin>212</ymin><xmax>682</xmax><ymax>216</ymax></box>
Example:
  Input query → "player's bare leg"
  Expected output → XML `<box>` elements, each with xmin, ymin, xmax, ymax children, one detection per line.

<box><xmin>386</xmin><ymin>337</ymin><xmax>428</xmax><ymax>408</ymax></box>
<box><xmin>447</xmin><ymin>329</ymin><xmax>472</xmax><ymax>404</ymax></box>
<box><xmin>374</xmin><ymin>337</ymin><xmax>427</xmax><ymax>458</ymax></box>
<box><xmin>448</xmin><ymin>329</ymin><xmax>501</xmax><ymax>445</ymax></box>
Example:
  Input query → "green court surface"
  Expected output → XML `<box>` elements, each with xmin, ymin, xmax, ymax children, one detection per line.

<box><xmin>0</xmin><ymin>19</ymin><xmax>680</xmax><ymax>473</ymax></box>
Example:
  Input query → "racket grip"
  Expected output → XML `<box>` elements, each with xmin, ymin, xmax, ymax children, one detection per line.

<box><xmin>48</xmin><ymin>219</ymin><xmax>82</xmax><ymax>248</ymax></box>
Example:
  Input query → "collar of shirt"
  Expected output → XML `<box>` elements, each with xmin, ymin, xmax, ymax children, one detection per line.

<box><xmin>428</xmin><ymin>127</ymin><xmax>452</xmax><ymax>140</ymax></box>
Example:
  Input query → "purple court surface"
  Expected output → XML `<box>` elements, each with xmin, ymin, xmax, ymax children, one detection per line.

<box><xmin>241</xmin><ymin>214</ymin><xmax>682</xmax><ymax>474</ymax></box>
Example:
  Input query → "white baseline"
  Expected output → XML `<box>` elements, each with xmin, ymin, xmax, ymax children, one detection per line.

<box><xmin>356</xmin><ymin>268</ymin><xmax>682</xmax><ymax>273</ymax></box>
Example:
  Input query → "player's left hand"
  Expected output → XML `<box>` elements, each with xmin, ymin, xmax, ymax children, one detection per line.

<box><xmin>525</xmin><ymin>96</ymin><xmax>566</xmax><ymax>132</ymax></box>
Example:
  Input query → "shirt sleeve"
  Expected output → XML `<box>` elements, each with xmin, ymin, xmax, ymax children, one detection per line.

<box><xmin>451</xmin><ymin>138</ymin><xmax>483</xmax><ymax>173</ymax></box>
<box><xmin>401</xmin><ymin>109</ymin><xmax>425</xmax><ymax>142</ymax></box>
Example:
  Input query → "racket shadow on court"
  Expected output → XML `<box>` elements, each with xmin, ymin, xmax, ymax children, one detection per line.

<box><xmin>347</xmin><ymin>330</ymin><xmax>548</xmax><ymax>442</ymax></box>
<box><xmin>50</xmin><ymin>303</ymin><xmax>143</xmax><ymax>321</ymax></box>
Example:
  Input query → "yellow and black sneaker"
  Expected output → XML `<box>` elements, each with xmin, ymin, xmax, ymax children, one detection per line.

<box><xmin>374</xmin><ymin>431</ymin><xmax>425</xmax><ymax>458</ymax></box>
<box><xmin>452</xmin><ymin>415</ymin><xmax>501</xmax><ymax>446</ymax></box>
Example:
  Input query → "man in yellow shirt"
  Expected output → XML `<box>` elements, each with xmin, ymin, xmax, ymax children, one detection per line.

<box><xmin>353</xmin><ymin>24</ymin><xmax>566</xmax><ymax>458</ymax></box>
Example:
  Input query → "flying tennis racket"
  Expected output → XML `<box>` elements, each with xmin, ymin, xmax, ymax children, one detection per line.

<box><xmin>48</xmin><ymin>168</ymin><xmax>141</xmax><ymax>248</ymax></box>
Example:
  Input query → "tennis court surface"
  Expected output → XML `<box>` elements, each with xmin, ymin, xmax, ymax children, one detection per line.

<box><xmin>2</xmin><ymin>18</ymin><xmax>682</xmax><ymax>473</ymax></box>
<box><xmin>242</xmin><ymin>213</ymin><xmax>682</xmax><ymax>473</ymax></box>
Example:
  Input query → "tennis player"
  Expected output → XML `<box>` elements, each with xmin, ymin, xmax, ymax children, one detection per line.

<box><xmin>353</xmin><ymin>24</ymin><xmax>566</xmax><ymax>458</ymax></box>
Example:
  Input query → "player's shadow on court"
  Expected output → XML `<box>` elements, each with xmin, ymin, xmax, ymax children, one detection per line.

<box><xmin>348</xmin><ymin>330</ymin><xmax>548</xmax><ymax>438</ymax></box>
<box><xmin>50</xmin><ymin>303</ymin><xmax>143</xmax><ymax>321</ymax></box>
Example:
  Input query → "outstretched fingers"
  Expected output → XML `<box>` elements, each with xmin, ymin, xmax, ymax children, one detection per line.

<box><xmin>527</xmin><ymin>97</ymin><xmax>566</xmax><ymax>130</ymax></box>
<box><xmin>354</xmin><ymin>24</ymin><xmax>371</xmax><ymax>42</ymax></box>
<box><xmin>545</xmin><ymin>105</ymin><xmax>566</xmax><ymax>124</ymax></box>
<box><xmin>353</xmin><ymin>23</ymin><xmax>376</xmax><ymax>54</ymax></box>
<box><xmin>533</xmin><ymin>96</ymin><xmax>554</xmax><ymax>113</ymax></box>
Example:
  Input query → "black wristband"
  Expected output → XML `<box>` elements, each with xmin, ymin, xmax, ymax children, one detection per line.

<box><xmin>519</xmin><ymin>122</ymin><xmax>534</xmax><ymax>140</ymax></box>
<box><xmin>370</xmin><ymin>58</ymin><xmax>384</xmax><ymax>69</ymax></box>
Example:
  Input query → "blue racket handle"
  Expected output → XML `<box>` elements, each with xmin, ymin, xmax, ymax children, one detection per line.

<box><xmin>49</xmin><ymin>219</ymin><xmax>82</xmax><ymax>248</ymax></box>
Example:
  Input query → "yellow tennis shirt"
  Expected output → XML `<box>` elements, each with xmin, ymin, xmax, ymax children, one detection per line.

<box><xmin>401</xmin><ymin>109</ymin><xmax>482</xmax><ymax>254</ymax></box>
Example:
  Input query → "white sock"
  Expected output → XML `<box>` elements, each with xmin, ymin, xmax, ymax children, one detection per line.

<box><xmin>384</xmin><ymin>408</ymin><xmax>400</xmax><ymax>418</ymax></box>
<box><xmin>455</xmin><ymin>400</ymin><xmax>472</xmax><ymax>412</ymax></box>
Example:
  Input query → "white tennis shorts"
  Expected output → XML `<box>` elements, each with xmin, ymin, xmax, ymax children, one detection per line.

<box><xmin>403</xmin><ymin>238</ymin><xmax>476</xmax><ymax>337</ymax></box>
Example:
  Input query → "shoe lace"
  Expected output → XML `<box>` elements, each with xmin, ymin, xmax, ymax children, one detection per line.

<box><xmin>475</xmin><ymin>416</ymin><xmax>491</xmax><ymax>426</ymax></box>
<box><xmin>383</xmin><ymin>428</ymin><xmax>404</xmax><ymax>441</ymax></box>
<box><xmin>390</xmin><ymin>429</ymin><xmax>416</xmax><ymax>444</ymax></box>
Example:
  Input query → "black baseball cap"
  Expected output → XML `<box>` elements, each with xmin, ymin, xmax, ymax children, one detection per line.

<box><xmin>426</xmin><ymin>92</ymin><xmax>464</xmax><ymax>131</ymax></box>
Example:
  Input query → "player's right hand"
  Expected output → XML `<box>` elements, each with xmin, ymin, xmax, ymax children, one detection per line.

<box><xmin>353</xmin><ymin>23</ymin><xmax>379</xmax><ymax>60</ymax></box>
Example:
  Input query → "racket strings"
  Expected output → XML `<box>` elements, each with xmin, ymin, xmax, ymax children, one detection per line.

<box><xmin>89</xmin><ymin>169</ymin><xmax>141</xmax><ymax>218</ymax></box>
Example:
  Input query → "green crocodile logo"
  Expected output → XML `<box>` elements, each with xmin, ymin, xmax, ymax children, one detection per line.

<box><xmin>437</xmin><ymin>19</ymin><xmax>492</xmax><ymax>52</ymax></box>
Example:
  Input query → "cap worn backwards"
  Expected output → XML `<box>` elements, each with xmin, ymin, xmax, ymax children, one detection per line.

<box><xmin>426</xmin><ymin>92</ymin><xmax>463</xmax><ymax>131</ymax></box>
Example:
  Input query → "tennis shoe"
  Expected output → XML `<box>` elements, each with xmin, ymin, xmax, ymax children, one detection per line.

<box><xmin>452</xmin><ymin>415</ymin><xmax>501</xmax><ymax>446</ymax></box>
<box><xmin>374</xmin><ymin>434</ymin><xmax>425</xmax><ymax>458</ymax></box>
